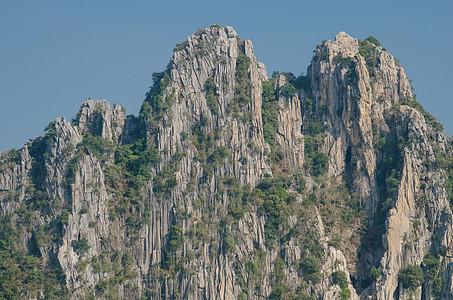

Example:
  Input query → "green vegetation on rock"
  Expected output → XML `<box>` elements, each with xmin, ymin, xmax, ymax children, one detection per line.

<box><xmin>262</xmin><ymin>79</ymin><xmax>278</xmax><ymax>148</ymax></box>
<box><xmin>358</xmin><ymin>37</ymin><xmax>381</xmax><ymax>77</ymax></box>
<box><xmin>398</xmin><ymin>265</ymin><xmax>424</xmax><ymax>290</ymax></box>
<box><xmin>332</xmin><ymin>271</ymin><xmax>350</xmax><ymax>300</ymax></box>
<box><xmin>229</xmin><ymin>39</ymin><xmax>252</xmax><ymax>121</ymax></box>
<box><xmin>0</xmin><ymin>215</ymin><xmax>69</xmax><ymax>299</ymax></box>
<box><xmin>423</xmin><ymin>252</ymin><xmax>443</xmax><ymax>296</ymax></box>
<box><xmin>399</xmin><ymin>96</ymin><xmax>444</xmax><ymax>132</ymax></box>
<box><xmin>1</xmin><ymin>27</ymin><xmax>452</xmax><ymax>300</ymax></box>
<box><xmin>254</xmin><ymin>175</ymin><xmax>296</xmax><ymax>249</ymax></box>
<box><xmin>205</xmin><ymin>74</ymin><xmax>219</xmax><ymax>115</ymax></box>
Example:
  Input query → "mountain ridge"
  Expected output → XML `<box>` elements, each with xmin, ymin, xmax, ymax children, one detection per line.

<box><xmin>0</xmin><ymin>25</ymin><xmax>452</xmax><ymax>299</ymax></box>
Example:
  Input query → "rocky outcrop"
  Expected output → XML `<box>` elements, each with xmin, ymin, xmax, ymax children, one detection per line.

<box><xmin>275</xmin><ymin>75</ymin><xmax>304</xmax><ymax>169</ymax></box>
<box><xmin>164</xmin><ymin>26</ymin><xmax>270</xmax><ymax>185</ymax></box>
<box><xmin>0</xmin><ymin>26</ymin><xmax>452</xmax><ymax>300</ymax></box>
<box><xmin>307</xmin><ymin>32</ymin><xmax>453</xmax><ymax>299</ymax></box>
<box><xmin>308</xmin><ymin>32</ymin><xmax>412</xmax><ymax>216</ymax></box>
<box><xmin>76</xmin><ymin>99</ymin><xmax>126</xmax><ymax>142</ymax></box>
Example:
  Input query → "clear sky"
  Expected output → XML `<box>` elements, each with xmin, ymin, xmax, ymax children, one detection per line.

<box><xmin>1</xmin><ymin>1</ymin><xmax>452</xmax><ymax>150</ymax></box>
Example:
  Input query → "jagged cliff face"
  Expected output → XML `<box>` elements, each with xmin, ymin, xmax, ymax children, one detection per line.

<box><xmin>306</xmin><ymin>33</ymin><xmax>453</xmax><ymax>299</ymax></box>
<box><xmin>1</xmin><ymin>26</ymin><xmax>453</xmax><ymax>300</ymax></box>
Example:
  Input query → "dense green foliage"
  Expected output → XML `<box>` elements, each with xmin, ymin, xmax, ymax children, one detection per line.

<box><xmin>398</xmin><ymin>265</ymin><xmax>424</xmax><ymax>290</ymax></box>
<box><xmin>358</xmin><ymin>37</ymin><xmax>380</xmax><ymax>77</ymax></box>
<box><xmin>304</xmin><ymin>136</ymin><xmax>327</xmax><ymax>177</ymax></box>
<box><xmin>364</xmin><ymin>36</ymin><xmax>381</xmax><ymax>47</ymax></box>
<box><xmin>81</xmin><ymin>133</ymin><xmax>114</xmax><ymax>163</ymax></box>
<box><xmin>423</xmin><ymin>252</ymin><xmax>442</xmax><ymax>296</ymax></box>
<box><xmin>333</xmin><ymin>56</ymin><xmax>357</xmax><ymax>85</ymax></box>
<box><xmin>161</xmin><ymin>222</ymin><xmax>186</xmax><ymax>271</ymax></box>
<box><xmin>300</xmin><ymin>256</ymin><xmax>321</xmax><ymax>284</ymax></box>
<box><xmin>221</xmin><ymin>177</ymin><xmax>251</xmax><ymax>220</ymax></box>
<box><xmin>269</xmin><ymin>258</ymin><xmax>287</xmax><ymax>299</ymax></box>
<box><xmin>369</xmin><ymin>266</ymin><xmax>382</xmax><ymax>279</ymax></box>
<box><xmin>376</xmin><ymin>134</ymin><xmax>405</xmax><ymax>212</ymax></box>
<box><xmin>0</xmin><ymin>215</ymin><xmax>69</xmax><ymax>299</ymax></box>
<box><xmin>114</xmin><ymin>138</ymin><xmax>161</xmax><ymax>180</ymax></box>
<box><xmin>301</xmin><ymin>96</ymin><xmax>326</xmax><ymax>137</ymax></box>
<box><xmin>206</xmin><ymin>146</ymin><xmax>231</xmax><ymax>175</ymax></box>
<box><xmin>273</xmin><ymin>71</ymin><xmax>311</xmax><ymax>96</ymax></box>
<box><xmin>319</xmin><ymin>47</ymin><xmax>330</xmax><ymax>61</ymax></box>
<box><xmin>71</xmin><ymin>238</ymin><xmax>91</xmax><ymax>256</ymax></box>
<box><xmin>204</xmin><ymin>75</ymin><xmax>219</xmax><ymax>115</ymax></box>
<box><xmin>5</xmin><ymin>148</ymin><xmax>21</xmax><ymax>164</ymax></box>
<box><xmin>234</xmin><ymin>53</ymin><xmax>251</xmax><ymax>104</ymax></box>
<box><xmin>299</xmin><ymin>91</ymin><xmax>328</xmax><ymax>177</ymax></box>
<box><xmin>140</xmin><ymin>70</ymin><xmax>174</xmax><ymax>144</ymax></box>
<box><xmin>312</xmin><ymin>153</ymin><xmax>328</xmax><ymax>176</ymax></box>
<box><xmin>254</xmin><ymin>175</ymin><xmax>296</xmax><ymax>248</ymax></box>
<box><xmin>261</xmin><ymin>79</ymin><xmax>279</xmax><ymax>148</ymax></box>
<box><xmin>106</xmin><ymin>136</ymin><xmax>161</xmax><ymax>234</ymax></box>
<box><xmin>332</xmin><ymin>271</ymin><xmax>350</xmax><ymax>299</ymax></box>
<box><xmin>333</xmin><ymin>272</ymin><xmax>350</xmax><ymax>292</ymax></box>
<box><xmin>143</xmin><ymin>71</ymin><xmax>172</xmax><ymax>121</ymax></box>
<box><xmin>279</xmin><ymin>82</ymin><xmax>297</xmax><ymax>99</ymax></box>
<box><xmin>86</xmin><ymin>112</ymin><xmax>104</xmax><ymax>136</ymax></box>
<box><xmin>28</xmin><ymin>136</ymin><xmax>49</xmax><ymax>192</ymax></box>
<box><xmin>168</xmin><ymin>225</ymin><xmax>184</xmax><ymax>253</ymax></box>
<box><xmin>191</xmin><ymin>116</ymin><xmax>212</xmax><ymax>156</ymax></box>
<box><xmin>229</xmin><ymin>39</ymin><xmax>252</xmax><ymax>120</ymax></box>
<box><xmin>24</xmin><ymin>135</ymin><xmax>53</xmax><ymax>213</ymax></box>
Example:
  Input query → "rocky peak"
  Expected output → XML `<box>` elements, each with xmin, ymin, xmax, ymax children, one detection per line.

<box><xmin>169</xmin><ymin>25</ymin><xmax>266</xmax><ymax>95</ymax></box>
<box><xmin>1</xmin><ymin>27</ymin><xmax>453</xmax><ymax>300</ymax></box>
<box><xmin>306</xmin><ymin>33</ymin><xmax>416</xmax><ymax>217</ymax></box>
<box><xmin>141</xmin><ymin>25</ymin><xmax>271</xmax><ymax>187</ymax></box>
<box><xmin>329</xmin><ymin>31</ymin><xmax>359</xmax><ymax>59</ymax></box>
<box><xmin>76</xmin><ymin>99</ymin><xmax>126</xmax><ymax>143</ymax></box>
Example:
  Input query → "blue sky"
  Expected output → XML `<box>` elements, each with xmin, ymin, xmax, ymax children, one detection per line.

<box><xmin>1</xmin><ymin>1</ymin><xmax>452</xmax><ymax>150</ymax></box>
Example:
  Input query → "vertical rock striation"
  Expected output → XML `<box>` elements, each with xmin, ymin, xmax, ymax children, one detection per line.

<box><xmin>0</xmin><ymin>26</ymin><xmax>452</xmax><ymax>299</ymax></box>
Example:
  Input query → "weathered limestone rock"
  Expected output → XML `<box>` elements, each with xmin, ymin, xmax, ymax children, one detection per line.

<box><xmin>0</xmin><ymin>27</ymin><xmax>452</xmax><ymax>300</ymax></box>
<box><xmin>77</xmin><ymin>99</ymin><xmax>126</xmax><ymax>142</ymax></box>
<box><xmin>275</xmin><ymin>75</ymin><xmax>304</xmax><ymax>169</ymax></box>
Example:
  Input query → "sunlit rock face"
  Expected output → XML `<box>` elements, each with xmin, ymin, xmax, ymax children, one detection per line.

<box><xmin>0</xmin><ymin>26</ymin><xmax>452</xmax><ymax>299</ymax></box>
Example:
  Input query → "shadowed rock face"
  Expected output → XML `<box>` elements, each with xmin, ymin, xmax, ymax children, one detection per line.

<box><xmin>1</xmin><ymin>26</ymin><xmax>452</xmax><ymax>299</ymax></box>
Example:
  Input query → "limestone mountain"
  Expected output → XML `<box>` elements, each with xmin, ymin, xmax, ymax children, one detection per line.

<box><xmin>1</xmin><ymin>25</ymin><xmax>452</xmax><ymax>299</ymax></box>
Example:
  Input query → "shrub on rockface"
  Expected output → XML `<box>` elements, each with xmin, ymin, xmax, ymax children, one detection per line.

<box><xmin>71</xmin><ymin>238</ymin><xmax>90</xmax><ymax>256</ymax></box>
<box><xmin>364</xmin><ymin>36</ymin><xmax>381</xmax><ymax>47</ymax></box>
<box><xmin>358</xmin><ymin>38</ymin><xmax>379</xmax><ymax>77</ymax></box>
<box><xmin>300</xmin><ymin>255</ymin><xmax>322</xmax><ymax>283</ymax></box>
<box><xmin>423</xmin><ymin>253</ymin><xmax>442</xmax><ymax>296</ymax></box>
<box><xmin>332</xmin><ymin>271</ymin><xmax>348</xmax><ymax>288</ymax></box>
<box><xmin>332</xmin><ymin>271</ymin><xmax>350</xmax><ymax>300</ymax></box>
<box><xmin>313</xmin><ymin>153</ymin><xmax>328</xmax><ymax>176</ymax></box>
<box><xmin>205</xmin><ymin>75</ymin><xmax>219</xmax><ymax>115</ymax></box>
<box><xmin>144</xmin><ymin>71</ymin><xmax>172</xmax><ymax>121</ymax></box>
<box><xmin>398</xmin><ymin>265</ymin><xmax>424</xmax><ymax>290</ymax></box>
<box><xmin>279</xmin><ymin>82</ymin><xmax>297</xmax><ymax>99</ymax></box>
<box><xmin>262</xmin><ymin>79</ymin><xmax>278</xmax><ymax>148</ymax></box>
<box><xmin>229</xmin><ymin>40</ymin><xmax>252</xmax><ymax>120</ymax></box>
<box><xmin>234</xmin><ymin>53</ymin><xmax>252</xmax><ymax>105</ymax></box>
<box><xmin>81</xmin><ymin>133</ymin><xmax>114</xmax><ymax>163</ymax></box>
<box><xmin>254</xmin><ymin>175</ymin><xmax>295</xmax><ymax>249</ymax></box>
